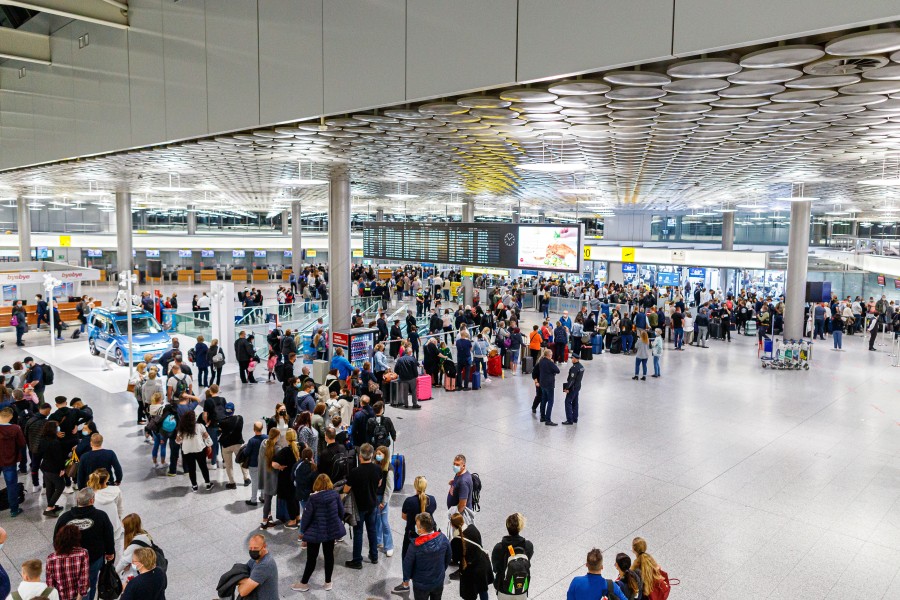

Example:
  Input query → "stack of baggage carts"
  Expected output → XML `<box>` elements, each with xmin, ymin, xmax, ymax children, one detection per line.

<box><xmin>760</xmin><ymin>337</ymin><xmax>812</xmax><ymax>370</ymax></box>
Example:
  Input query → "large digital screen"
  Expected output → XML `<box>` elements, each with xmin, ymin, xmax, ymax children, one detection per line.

<box><xmin>657</xmin><ymin>271</ymin><xmax>680</xmax><ymax>286</ymax></box>
<box><xmin>233</xmin><ymin>250</ymin><xmax>245</xmax><ymax>258</ymax></box>
<box><xmin>254</xmin><ymin>250</ymin><xmax>267</xmax><ymax>258</ymax></box>
<box><xmin>35</xmin><ymin>247</ymin><xmax>51</xmax><ymax>259</ymax></box>
<box><xmin>201</xmin><ymin>249</ymin><xmax>215</xmax><ymax>258</ymax></box>
<box><xmin>87</xmin><ymin>249</ymin><xmax>102</xmax><ymax>258</ymax></box>
<box><xmin>688</xmin><ymin>267</ymin><xmax>706</xmax><ymax>278</ymax></box>
<box><xmin>178</xmin><ymin>250</ymin><xmax>192</xmax><ymax>258</ymax></box>
<box><xmin>363</xmin><ymin>223</ymin><xmax>582</xmax><ymax>272</ymax></box>
<box><xmin>146</xmin><ymin>249</ymin><xmax>160</xmax><ymax>258</ymax></box>
<box><xmin>516</xmin><ymin>226</ymin><xmax>580</xmax><ymax>271</ymax></box>
<box><xmin>284</xmin><ymin>250</ymin><xmax>293</xmax><ymax>258</ymax></box>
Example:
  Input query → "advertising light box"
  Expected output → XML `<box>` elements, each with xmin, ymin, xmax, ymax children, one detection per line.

<box><xmin>516</xmin><ymin>226</ymin><xmax>580</xmax><ymax>272</ymax></box>
<box><xmin>622</xmin><ymin>263</ymin><xmax>637</xmax><ymax>274</ymax></box>
<box><xmin>87</xmin><ymin>249</ymin><xmax>103</xmax><ymax>258</ymax></box>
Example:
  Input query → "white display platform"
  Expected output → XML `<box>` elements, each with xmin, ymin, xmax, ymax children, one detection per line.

<box><xmin>24</xmin><ymin>333</ymin><xmax>237</xmax><ymax>394</ymax></box>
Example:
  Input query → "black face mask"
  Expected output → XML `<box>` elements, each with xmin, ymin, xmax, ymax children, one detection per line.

<box><xmin>249</xmin><ymin>550</ymin><xmax>261</xmax><ymax>561</ymax></box>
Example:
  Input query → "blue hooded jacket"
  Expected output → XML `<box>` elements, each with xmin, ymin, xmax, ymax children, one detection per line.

<box><xmin>402</xmin><ymin>531</ymin><xmax>452</xmax><ymax>589</ymax></box>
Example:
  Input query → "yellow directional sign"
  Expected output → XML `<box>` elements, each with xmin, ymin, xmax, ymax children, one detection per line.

<box><xmin>583</xmin><ymin>246</ymin><xmax>592</xmax><ymax>261</ymax></box>
<box><xmin>622</xmin><ymin>247</ymin><xmax>635</xmax><ymax>262</ymax></box>
<box><xmin>59</xmin><ymin>235</ymin><xmax>71</xmax><ymax>247</ymax></box>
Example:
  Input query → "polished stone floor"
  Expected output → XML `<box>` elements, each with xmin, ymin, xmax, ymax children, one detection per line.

<box><xmin>1</xmin><ymin>307</ymin><xmax>899</xmax><ymax>600</ymax></box>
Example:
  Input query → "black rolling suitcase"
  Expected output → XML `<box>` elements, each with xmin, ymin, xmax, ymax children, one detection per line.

<box><xmin>580</xmin><ymin>346</ymin><xmax>593</xmax><ymax>361</ymax></box>
<box><xmin>609</xmin><ymin>335</ymin><xmax>622</xmax><ymax>354</ymax></box>
<box><xmin>386</xmin><ymin>379</ymin><xmax>401</xmax><ymax>407</ymax></box>
<box><xmin>522</xmin><ymin>356</ymin><xmax>534</xmax><ymax>374</ymax></box>
<box><xmin>709</xmin><ymin>319</ymin><xmax>722</xmax><ymax>340</ymax></box>
<box><xmin>0</xmin><ymin>482</ymin><xmax>24</xmax><ymax>510</ymax></box>
<box><xmin>503</xmin><ymin>351</ymin><xmax>512</xmax><ymax>370</ymax></box>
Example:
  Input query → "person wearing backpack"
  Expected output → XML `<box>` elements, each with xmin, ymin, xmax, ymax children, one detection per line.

<box><xmin>491</xmin><ymin>513</ymin><xmax>534</xmax><ymax>600</ymax></box>
<box><xmin>366</xmin><ymin>402</ymin><xmax>396</xmax><ymax>456</ymax></box>
<box><xmin>206</xmin><ymin>339</ymin><xmax>225</xmax><ymax>387</ymax></box>
<box><xmin>219</xmin><ymin>402</ymin><xmax>250</xmax><ymax>490</ymax></box>
<box><xmin>447</xmin><ymin>512</ymin><xmax>493</xmax><ymax>598</ymax></box>
<box><xmin>566</xmin><ymin>548</ymin><xmax>627</xmax><ymax>600</ymax></box>
<box><xmin>8</xmin><ymin>558</ymin><xmax>59</xmax><ymax>600</ymax></box>
<box><xmin>23</xmin><ymin>358</ymin><xmax>46</xmax><ymax>403</ymax></box>
<box><xmin>165</xmin><ymin>364</ymin><xmax>192</xmax><ymax>403</ymax></box>
<box><xmin>120</xmin><ymin>546</ymin><xmax>166</xmax><ymax>600</ymax></box>
<box><xmin>202</xmin><ymin>385</ymin><xmax>227</xmax><ymax>470</ymax></box>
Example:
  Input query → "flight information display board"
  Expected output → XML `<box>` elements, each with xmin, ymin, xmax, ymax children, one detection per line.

<box><xmin>363</xmin><ymin>223</ymin><xmax>582</xmax><ymax>272</ymax></box>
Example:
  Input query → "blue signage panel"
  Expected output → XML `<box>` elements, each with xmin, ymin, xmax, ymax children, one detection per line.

<box><xmin>657</xmin><ymin>271</ymin><xmax>680</xmax><ymax>286</ymax></box>
<box><xmin>622</xmin><ymin>263</ymin><xmax>637</xmax><ymax>273</ymax></box>
<box><xmin>688</xmin><ymin>267</ymin><xmax>706</xmax><ymax>278</ymax></box>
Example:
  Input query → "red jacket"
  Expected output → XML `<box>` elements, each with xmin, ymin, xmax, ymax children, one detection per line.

<box><xmin>0</xmin><ymin>423</ymin><xmax>26</xmax><ymax>467</ymax></box>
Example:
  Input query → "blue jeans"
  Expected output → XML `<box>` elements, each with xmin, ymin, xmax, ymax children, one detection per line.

<box><xmin>833</xmin><ymin>330</ymin><xmax>842</xmax><ymax>349</ymax></box>
<box><xmin>352</xmin><ymin>508</ymin><xmax>378</xmax><ymax>563</ymax></box>
<box><xmin>86</xmin><ymin>556</ymin><xmax>104</xmax><ymax>600</ymax></box>
<box><xmin>674</xmin><ymin>328</ymin><xmax>684</xmax><ymax>349</ymax></box>
<box><xmin>2</xmin><ymin>465</ymin><xmax>18</xmax><ymax>512</ymax></box>
<box><xmin>473</xmin><ymin>357</ymin><xmax>487</xmax><ymax>378</ymax></box>
<box><xmin>653</xmin><ymin>356</ymin><xmax>660</xmax><ymax>376</ymax></box>
<box><xmin>207</xmin><ymin>426</ymin><xmax>220</xmax><ymax>466</ymax></box>
<box><xmin>634</xmin><ymin>358</ymin><xmax>647</xmax><ymax>376</ymax></box>
<box><xmin>15</xmin><ymin>325</ymin><xmax>25</xmax><ymax>345</ymax></box>
<box><xmin>374</xmin><ymin>494</ymin><xmax>394</xmax><ymax>551</ymax></box>
<box><xmin>814</xmin><ymin>319</ymin><xmax>825</xmax><ymax>340</ymax></box>
<box><xmin>540</xmin><ymin>387</ymin><xmax>554</xmax><ymax>421</ymax></box>
<box><xmin>622</xmin><ymin>334</ymin><xmax>633</xmax><ymax>353</ymax></box>
<box><xmin>152</xmin><ymin>432</ymin><xmax>167</xmax><ymax>461</ymax></box>
<box><xmin>168</xmin><ymin>436</ymin><xmax>180</xmax><ymax>474</ymax></box>
<box><xmin>542</xmin><ymin>306</ymin><xmax>549</xmax><ymax>319</ymax></box>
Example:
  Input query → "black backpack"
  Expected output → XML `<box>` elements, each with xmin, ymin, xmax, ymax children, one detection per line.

<box><xmin>211</xmin><ymin>396</ymin><xmax>228</xmax><ymax>423</ymax></box>
<box><xmin>97</xmin><ymin>559</ymin><xmax>122</xmax><ymax>599</ymax></box>
<box><xmin>370</xmin><ymin>416</ymin><xmax>391</xmax><ymax>450</ymax></box>
<box><xmin>274</xmin><ymin>361</ymin><xmax>287</xmax><ymax>383</ymax></box>
<box><xmin>500</xmin><ymin>545</ymin><xmax>530</xmax><ymax>596</ymax></box>
<box><xmin>330</xmin><ymin>452</ymin><xmax>353</xmax><ymax>484</ymax></box>
<box><xmin>470</xmin><ymin>472</ymin><xmax>482</xmax><ymax>512</ymax></box>
<box><xmin>132</xmin><ymin>539</ymin><xmax>168</xmax><ymax>573</ymax></box>
<box><xmin>41</xmin><ymin>364</ymin><xmax>54</xmax><ymax>386</ymax></box>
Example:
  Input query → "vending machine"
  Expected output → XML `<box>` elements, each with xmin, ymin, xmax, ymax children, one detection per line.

<box><xmin>332</xmin><ymin>327</ymin><xmax>378</xmax><ymax>369</ymax></box>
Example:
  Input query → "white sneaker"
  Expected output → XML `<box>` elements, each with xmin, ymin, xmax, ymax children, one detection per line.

<box><xmin>63</xmin><ymin>486</ymin><xmax>74</xmax><ymax>495</ymax></box>
<box><xmin>209</xmin><ymin>464</ymin><xmax>218</xmax><ymax>470</ymax></box>
<box><xmin>386</xmin><ymin>549</ymin><xmax>394</xmax><ymax>557</ymax></box>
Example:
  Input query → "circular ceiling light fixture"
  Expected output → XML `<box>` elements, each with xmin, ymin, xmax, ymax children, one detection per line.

<box><xmin>279</xmin><ymin>162</ymin><xmax>328</xmax><ymax>186</ymax></box>
<box><xmin>75</xmin><ymin>180</ymin><xmax>107</xmax><ymax>197</ymax></box>
<box><xmin>155</xmin><ymin>173</ymin><xmax>193</xmax><ymax>193</ymax></box>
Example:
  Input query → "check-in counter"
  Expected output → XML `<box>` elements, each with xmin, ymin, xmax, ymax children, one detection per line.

<box><xmin>177</xmin><ymin>269</ymin><xmax>195</xmax><ymax>283</ymax></box>
<box><xmin>0</xmin><ymin>301</ymin><xmax>103</xmax><ymax>325</ymax></box>
<box><xmin>231</xmin><ymin>269</ymin><xmax>248</xmax><ymax>282</ymax></box>
<box><xmin>200</xmin><ymin>269</ymin><xmax>218</xmax><ymax>282</ymax></box>
<box><xmin>282</xmin><ymin>268</ymin><xmax>292</xmax><ymax>281</ymax></box>
<box><xmin>252</xmin><ymin>269</ymin><xmax>269</xmax><ymax>282</ymax></box>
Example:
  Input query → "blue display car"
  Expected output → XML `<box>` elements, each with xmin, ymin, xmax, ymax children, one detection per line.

<box><xmin>87</xmin><ymin>308</ymin><xmax>172</xmax><ymax>366</ymax></box>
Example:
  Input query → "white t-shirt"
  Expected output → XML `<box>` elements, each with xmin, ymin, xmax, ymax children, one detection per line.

<box><xmin>197</xmin><ymin>295</ymin><xmax>210</xmax><ymax>309</ymax></box>
<box><xmin>7</xmin><ymin>582</ymin><xmax>60</xmax><ymax>600</ymax></box>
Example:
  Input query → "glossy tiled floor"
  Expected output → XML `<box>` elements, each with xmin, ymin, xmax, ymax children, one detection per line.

<box><xmin>1</xmin><ymin>311</ymin><xmax>899</xmax><ymax>600</ymax></box>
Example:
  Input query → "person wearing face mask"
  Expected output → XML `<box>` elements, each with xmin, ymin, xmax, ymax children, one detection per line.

<box><xmin>394</xmin><ymin>513</ymin><xmax>452</xmax><ymax>599</ymax></box>
<box><xmin>120</xmin><ymin>547</ymin><xmax>166</xmax><ymax>600</ymax></box>
<box><xmin>447</xmin><ymin>454</ymin><xmax>474</xmax><ymax>521</ymax></box>
<box><xmin>237</xmin><ymin>535</ymin><xmax>279</xmax><ymax>600</ymax></box>
<box><xmin>283</xmin><ymin>377</ymin><xmax>300</xmax><ymax>422</ymax></box>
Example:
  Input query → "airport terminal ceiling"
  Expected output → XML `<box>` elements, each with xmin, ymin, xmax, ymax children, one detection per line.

<box><xmin>2</xmin><ymin>24</ymin><xmax>900</xmax><ymax>226</ymax></box>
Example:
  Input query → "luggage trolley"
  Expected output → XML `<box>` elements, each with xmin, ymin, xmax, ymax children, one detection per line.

<box><xmin>761</xmin><ymin>338</ymin><xmax>812</xmax><ymax>370</ymax></box>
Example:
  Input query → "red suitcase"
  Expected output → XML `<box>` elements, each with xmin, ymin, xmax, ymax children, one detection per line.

<box><xmin>487</xmin><ymin>355</ymin><xmax>503</xmax><ymax>377</ymax></box>
<box><xmin>416</xmin><ymin>374</ymin><xmax>432</xmax><ymax>401</ymax></box>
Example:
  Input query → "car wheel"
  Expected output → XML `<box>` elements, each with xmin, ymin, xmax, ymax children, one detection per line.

<box><xmin>89</xmin><ymin>339</ymin><xmax>100</xmax><ymax>356</ymax></box>
<box><xmin>115</xmin><ymin>348</ymin><xmax>126</xmax><ymax>367</ymax></box>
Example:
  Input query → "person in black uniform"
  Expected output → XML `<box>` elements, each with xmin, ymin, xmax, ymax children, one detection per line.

<box><xmin>561</xmin><ymin>356</ymin><xmax>585</xmax><ymax>426</ymax></box>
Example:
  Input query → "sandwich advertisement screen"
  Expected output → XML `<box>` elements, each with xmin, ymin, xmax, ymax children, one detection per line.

<box><xmin>516</xmin><ymin>226</ymin><xmax>580</xmax><ymax>272</ymax></box>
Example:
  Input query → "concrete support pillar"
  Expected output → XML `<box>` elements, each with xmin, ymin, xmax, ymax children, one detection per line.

<box><xmin>16</xmin><ymin>197</ymin><xmax>31</xmax><ymax>262</ymax></box>
<box><xmin>281</xmin><ymin>210</ymin><xmax>289</xmax><ymax>235</ymax></box>
<box><xmin>116</xmin><ymin>192</ymin><xmax>133</xmax><ymax>274</ymax></box>
<box><xmin>512</xmin><ymin>209</ymin><xmax>520</xmax><ymax>224</ymax></box>
<box><xmin>187</xmin><ymin>205</ymin><xmax>197</xmax><ymax>235</ymax></box>
<box><xmin>291</xmin><ymin>201</ymin><xmax>302</xmax><ymax>277</ymax></box>
<box><xmin>329</xmin><ymin>165</ymin><xmax>352</xmax><ymax>339</ymax></box>
<box><xmin>607</xmin><ymin>261</ymin><xmax>624</xmax><ymax>285</ymax></box>
<box><xmin>538</xmin><ymin>211</ymin><xmax>546</xmax><ymax>224</ymax></box>
<box><xmin>462</xmin><ymin>198</ymin><xmax>475</xmax><ymax>222</ymax></box>
<box><xmin>784</xmin><ymin>200</ymin><xmax>811</xmax><ymax>340</ymax></box>
<box><xmin>721</xmin><ymin>211</ymin><xmax>735</xmax><ymax>295</ymax></box>
<box><xmin>376</xmin><ymin>208</ymin><xmax>384</xmax><ymax>222</ymax></box>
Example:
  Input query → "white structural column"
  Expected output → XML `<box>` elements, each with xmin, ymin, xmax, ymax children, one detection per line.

<box><xmin>187</xmin><ymin>205</ymin><xmax>197</xmax><ymax>235</ymax></box>
<box><xmin>376</xmin><ymin>208</ymin><xmax>384</xmax><ymax>222</ymax></box>
<box><xmin>462</xmin><ymin>198</ymin><xmax>475</xmax><ymax>222</ymax></box>
<box><xmin>538</xmin><ymin>212</ymin><xmax>546</xmax><ymax>224</ymax></box>
<box><xmin>608</xmin><ymin>261</ymin><xmax>625</xmax><ymax>285</ymax></box>
<box><xmin>329</xmin><ymin>165</ymin><xmax>352</xmax><ymax>337</ymax></box>
<box><xmin>116</xmin><ymin>191</ymin><xmax>133</xmax><ymax>273</ymax></box>
<box><xmin>784</xmin><ymin>200</ymin><xmax>811</xmax><ymax>340</ymax></box>
<box><xmin>721</xmin><ymin>211</ymin><xmax>735</xmax><ymax>294</ymax></box>
<box><xmin>281</xmin><ymin>211</ymin><xmax>289</xmax><ymax>235</ymax></box>
<box><xmin>16</xmin><ymin>197</ymin><xmax>31</xmax><ymax>261</ymax></box>
<box><xmin>291</xmin><ymin>201</ymin><xmax>302</xmax><ymax>277</ymax></box>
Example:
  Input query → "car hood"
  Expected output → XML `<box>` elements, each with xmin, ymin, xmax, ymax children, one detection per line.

<box><xmin>128</xmin><ymin>333</ymin><xmax>170</xmax><ymax>345</ymax></box>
